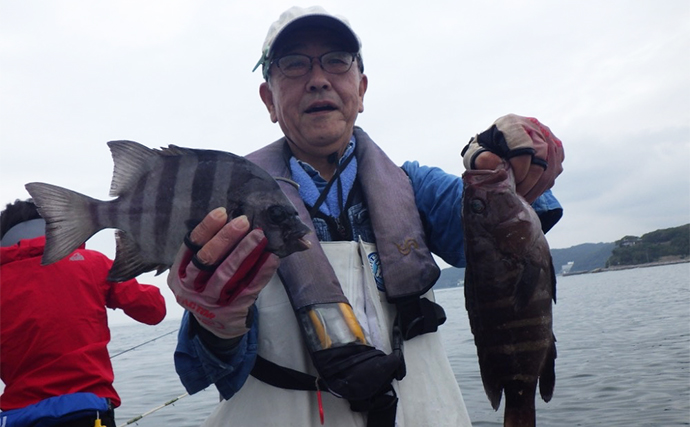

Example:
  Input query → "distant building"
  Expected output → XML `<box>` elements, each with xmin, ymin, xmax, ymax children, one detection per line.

<box><xmin>560</xmin><ymin>261</ymin><xmax>574</xmax><ymax>275</ymax></box>
<box><xmin>618</xmin><ymin>236</ymin><xmax>641</xmax><ymax>247</ymax></box>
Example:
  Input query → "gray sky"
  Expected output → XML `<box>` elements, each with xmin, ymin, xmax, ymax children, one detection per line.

<box><xmin>2</xmin><ymin>1</ymin><xmax>688</xmax><ymax>324</ymax></box>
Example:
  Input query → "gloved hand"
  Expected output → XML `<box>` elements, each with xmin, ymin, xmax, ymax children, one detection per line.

<box><xmin>462</xmin><ymin>114</ymin><xmax>565</xmax><ymax>203</ymax></box>
<box><xmin>168</xmin><ymin>208</ymin><xmax>280</xmax><ymax>339</ymax></box>
<box><xmin>312</xmin><ymin>344</ymin><xmax>403</xmax><ymax>400</ymax></box>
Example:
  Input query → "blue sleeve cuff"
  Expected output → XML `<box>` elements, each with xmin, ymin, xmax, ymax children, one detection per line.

<box><xmin>531</xmin><ymin>189</ymin><xmax>563</xmax><ymax>234</ymax></box>
<box><xmin>174</xmin><ymin>308</ymin><xmax>259</xmax><ymax>400</ymax></box>
<box><xmin>531</xmin><ymin>188</ymin><xmax>561</xmax><ymax>213</ymax></box>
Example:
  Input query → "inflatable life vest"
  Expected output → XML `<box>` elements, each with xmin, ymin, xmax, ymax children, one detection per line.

<box><xmin>0</xmin><ymin>393</ymin><xmax>110</xmax><ymax>427</ymax></box>
<box><xmin>245</xmin><ymin>128</ymin><xmax>447</xmax><ymax>426</ymax></box>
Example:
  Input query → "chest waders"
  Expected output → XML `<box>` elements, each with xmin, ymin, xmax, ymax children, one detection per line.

<box><xmin>246</xmin><ymin>128</ymin><xmax>447</xmax><ymax>426</ymax></box>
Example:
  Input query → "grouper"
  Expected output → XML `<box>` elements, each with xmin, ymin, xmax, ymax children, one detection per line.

<box><xmin>462</xmin><ymin>162</ymin><xmax>557</xmax><ymax>427</ymax></box>
<box><xmin>25</xmin><ymin>140</ymin><xmax>311</xmax><ymax>282</ymax></box>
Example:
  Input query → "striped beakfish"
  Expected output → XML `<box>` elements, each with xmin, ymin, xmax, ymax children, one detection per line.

<box><xmin>462</xmin><ymin>163</ymin><xmax>557</xmax><ymax>427</ymax></box>
<box><xmin>25</xmin><ymin>140</ymin><xmax>311</xmax><ymax>282</ymax></box>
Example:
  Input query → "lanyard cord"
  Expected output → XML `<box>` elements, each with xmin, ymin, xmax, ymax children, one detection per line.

<box><xmin>308</xmin><ymin>151</ymin><xmax>356</xmax><ymax>218</ymax></box>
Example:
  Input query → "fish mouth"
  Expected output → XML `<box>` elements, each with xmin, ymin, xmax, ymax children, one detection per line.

<box><xmin>305</xmin><ymin>101</ymin><xmax>337</xmax><ymax>114</ymax></box>
<box><xmin>296</xmin><ymin>237</ymin><xmax>312</xmax><ymax>250</ymax></box>
<box><xmin>268</xmin><ymin>228</ymin><xmax>312</xmax><ymax>258</ymax></box>
<box><xmin>463</xmin><ymin>168</ymin><xmax>510</xmax><ymax>187</ymax></box>
<box><xmin>290</xmin><ymin>227</ymin><xmax>312</xmax><ymax>252</ymax></box>
<box><xmin>270</xmin><ymin>235</ymin><xmax>311</xmax><ymax>258</ymax></box>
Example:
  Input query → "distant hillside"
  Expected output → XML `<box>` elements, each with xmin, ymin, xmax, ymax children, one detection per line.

<box><xmin>551</xmin><ymin>242</ymin><xmax>615</xmax><ymax>274</ymax></box>
<box><xmin>436</xmin><ymin>242</ymin><xmax>617</xmax><ymax>286</ymax></box>
<box><xmin>607</xmin><ymin>224</ymin><xmax>689</xmax><ymax>267</ymax></box>
<box><xmin>431</xmin><ymin>224</ymin><xmax>688</xmax><ymax>284</ymax></box>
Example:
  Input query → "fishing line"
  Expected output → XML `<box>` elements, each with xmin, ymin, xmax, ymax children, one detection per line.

<box><xmin>109</xmin><ymin>328</ymin><xmax>179</xmax><ymax>359</ymax></box>
<box><xmin>111</xmin><ymin>328</ymin><xmax>188</xmax><ymax>426</ymax></box>
<box><xmin>116</xmin><ymin>392</ymin><xmax>189</xmax><ymax>427</ymax></box>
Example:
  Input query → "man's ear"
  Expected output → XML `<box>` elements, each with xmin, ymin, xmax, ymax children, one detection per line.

<box><xmin>259</xmin><ymin>82</ymin><xmax>278</xmax><ymax>123</ymax></box>
<box><xmin>358</xmin><ymin>74</ymin><xmax>368</xmax><ymax>113</ymax></box>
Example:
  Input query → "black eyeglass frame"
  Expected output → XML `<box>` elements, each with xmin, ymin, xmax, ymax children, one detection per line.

<box><xmin>270</xmin><ymin>51</ymin><xmax>359</xmax><ymax>78</ymax></box>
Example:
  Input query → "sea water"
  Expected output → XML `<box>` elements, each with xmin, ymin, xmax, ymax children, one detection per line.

<box><xmin>110</xmin><ymin>262</ymin><xmax>690</xmax><ymax>426</ymax></box>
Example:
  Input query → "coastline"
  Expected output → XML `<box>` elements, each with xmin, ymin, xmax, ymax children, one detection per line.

<box><xmin>562</xmin><ymin>257</ymin><xmax>689</xmax><ymax>276</ymax></box>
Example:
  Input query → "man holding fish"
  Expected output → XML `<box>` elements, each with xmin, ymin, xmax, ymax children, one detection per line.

<box><xmin>16</xmin><ymin>4</ymin><xmax>562</xmax><ymax>425</ymax></box>
<box><xmin>168</xmin><ymin>6</ymin><xmax>563</xmax><ymax>426</ymax></box>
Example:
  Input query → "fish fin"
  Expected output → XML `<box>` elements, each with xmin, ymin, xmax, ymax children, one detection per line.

<box><xmin>154</xmin><ymin>265</ymin><xmax>171</xmax><ymax>276</ymax></box>
<box><xmin>512</xmin><ymin>262</ymin><xmax>542</xmax><ymax>311</ymax></box>
<box><xmin>107</xmin><ymin>230</ymin><xmax>157</xmax><ymax>281</ymax></box>
<box><xmin>539</xmin><ymin>335</ymin><xmax>557</xmax><ymax>402</ymax></box>
<box><xmin>225</xmin><ymin>199</ymin><xmax>244</xmax><ymax>219</ymax></box>
<box><xmin>107</xmin><ymin>140</ymin><xmax>158</xmax><ymax>197</ymax></box>
<box><xmin>25</xmin><ymin>182</ymin><xmax>103</xmax><ymax>265</ymax></box>
<box><xmin>463</xmin><ymin>267</ymin><xmax>479</xmax><ymax>331</ymax></box>
<box><xmin>549</xmin><ymin>257</ymin><xmax>557</xmax><ymax>304</ymax></box>
<box><xmin>478</xmin><ymin>356</ymin><xmax>504</xmax><ymax>411</ymax></box>
<box><xmin>160</xmin><ymin>145</ymin><xmax>196</xmax><ymax>156</ymax></box>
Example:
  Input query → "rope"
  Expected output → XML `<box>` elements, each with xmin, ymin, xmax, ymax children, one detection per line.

<box><xmin>109</xmin><ymin>329</ymin><xmax>179</xmax><ymax>359</ymax></box>
<box><xmin>116</xmin><ymin>392</ymin><xmax>190</xmax><ymax>427</ymax></box>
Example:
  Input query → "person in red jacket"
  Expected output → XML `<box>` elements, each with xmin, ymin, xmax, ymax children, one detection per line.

<box><xmin>0</xmin><ymin>199</ymin><xmax>167</xmax><ymax>427</ymax></box>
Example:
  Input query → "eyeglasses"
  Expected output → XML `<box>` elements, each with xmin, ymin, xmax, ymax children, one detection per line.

<box><xmin>272</xmin><ymin>51</ymin><xmax>357</xmax><ymax>78</ymax></box>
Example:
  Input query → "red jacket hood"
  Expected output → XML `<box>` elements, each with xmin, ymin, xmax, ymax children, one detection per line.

<box><xmin>0</xmin><ymin>237</ymin><xmax>86</xmax><ymax>265</ymax></box>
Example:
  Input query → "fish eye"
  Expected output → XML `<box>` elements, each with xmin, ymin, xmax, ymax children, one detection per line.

<box><xmin>267</xmin><ymin>205</ymin><xmax>288</xmax><ymax>224</ymax></box>
<box><xmin>470</xmin><ymin>198</ymin><xmax>485</xmax><ymax>213</ymax></box>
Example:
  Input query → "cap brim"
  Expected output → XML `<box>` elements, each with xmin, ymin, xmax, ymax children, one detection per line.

<box><xmin>270</xmin><ymin>14</ymin><xmax>360</xmax><ymax>57</ymax></box>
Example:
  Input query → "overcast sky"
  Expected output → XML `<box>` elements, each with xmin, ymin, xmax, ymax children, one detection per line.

<box><xmin>1</xmin><ymin>1</ymin><xmax>688</xmax><ymax>324</ymax></box>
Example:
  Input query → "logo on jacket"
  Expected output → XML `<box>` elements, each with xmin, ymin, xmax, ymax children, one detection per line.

<box><xmin>69</xmin><ymin>253</ymin><xmax>85</xmax><ymax>261</ymax></box>
<box><xmin>395</xmin><ymin>238</ymin><xmax>419</xmax><ymax>255</ymax></box>
<box><xmin>367</xmin><ymin>252</ymin><xmax>385</xmax><ymax>291</ymax></box>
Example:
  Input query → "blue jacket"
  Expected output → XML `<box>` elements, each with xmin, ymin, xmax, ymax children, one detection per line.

<box><xmin>174</xmin><ymin>159</ymin><xmax>562</xmax><ymax>398</ymax></box>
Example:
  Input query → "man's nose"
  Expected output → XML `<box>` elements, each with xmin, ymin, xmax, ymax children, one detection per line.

<box><xmin>307</xmin><ymin>58</ymin><xmax>331</xmax><ymax>90</ymax></box>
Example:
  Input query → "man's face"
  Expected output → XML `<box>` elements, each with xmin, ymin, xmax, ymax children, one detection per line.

<box><xmin>259</xmin><ymin>27</ymin><xmax>367</xmax><ymax>160</ymax></box>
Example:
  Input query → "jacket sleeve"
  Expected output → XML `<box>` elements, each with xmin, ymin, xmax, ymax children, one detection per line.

<box><xmin>530</xmin><ymin>189</ymin><xmax>563</xmax><ymax>234</ymax></box>
<box><xmin>174</xmin><ymin>309</ymin><xmax>259</xmax><ymax>399</ymax></box>
<box><xmin>402</xmin><ymin>161</ymin><xmax>466</xmax><ymax>267</ymax></box>
<box><xmin>107</xmin><ymin>278</ymin><xmax>167</xmax><ymax>325</ymax></box>
<box><xmin>86</xmin><ymin>250</ymin><xmax>167</xmax><ymax>325</ymax></box>
<box><xmin>401</xmin><ymin>161</ymin><xmax>563</xmax><ymax>268</ymax></box>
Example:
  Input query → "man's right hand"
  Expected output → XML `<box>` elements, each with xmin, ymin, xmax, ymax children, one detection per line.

<box><xmin>167</xmin><ymin>207</ymin><xmax>279</xmax><ymax>339</ymax></box>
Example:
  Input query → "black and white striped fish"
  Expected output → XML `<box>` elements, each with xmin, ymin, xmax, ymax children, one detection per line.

<box><xmin>25</xmin><ymin>140</ymin><xmax>311</xmax><ymax>282</ymax></box>
<box><xmin>462</xmin><ymin>163</ymin><xmax>557</xmax><ymax>427</ymax></box>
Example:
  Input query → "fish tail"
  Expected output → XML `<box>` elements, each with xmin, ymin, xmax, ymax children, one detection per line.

<box><xmin>25</xmin><ymin>182</ymin><xmax>104</xmax><ymax>265</ymax></box>
<box><xmin>503</xmin><ymin>380</ymin><xmax>537</xmax><ymax>427</ymax></box>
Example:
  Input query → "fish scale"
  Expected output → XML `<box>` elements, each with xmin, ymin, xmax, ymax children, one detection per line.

<box><xmin>462</xmin><ymin>163</ymin><xmax>557</xmax><ymax>427</ymax></box>
<box><xmin>25</xmin><ymin>140</ymin><xmax>311</xmax><ymax>282</ymax></box>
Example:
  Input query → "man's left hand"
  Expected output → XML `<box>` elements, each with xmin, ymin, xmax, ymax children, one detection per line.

<box><xmin>462</xmin><ymin>114</ymin><xmax>565</xmax><ymax>203</ymax></box>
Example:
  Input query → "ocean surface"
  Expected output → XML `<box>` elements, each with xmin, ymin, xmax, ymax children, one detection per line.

<box><xmin>109</xmin><ymin>263</ymin><xmax>690</xmax><ymax>426</ymax></box>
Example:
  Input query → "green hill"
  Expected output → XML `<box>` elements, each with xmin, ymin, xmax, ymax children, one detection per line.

<box><xmin>607</xmin><ymin>224</ymin><xmax>689</xmax><ymax>267</ymax></box>
<box><xmin>433</xmin><ymin>224</ymin><xmax>688</xmax><ymax>282</ymax></box>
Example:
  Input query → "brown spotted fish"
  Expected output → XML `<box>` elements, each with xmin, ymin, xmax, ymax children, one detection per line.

<box><xmin>462</xmin><ymin>163</ymin><xmax>557</xmax><ymax>427</ymax></box>
<box><xmin>26</xmin><ymin>141</ymin><xmax>311</xmax><ymax>281</ymax></box>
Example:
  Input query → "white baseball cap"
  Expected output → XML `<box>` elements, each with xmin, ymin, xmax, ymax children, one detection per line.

<box><xmin>253</xmin><ymin>6</ymin><xmax>362</xmax><ymax>80</ymax></box>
